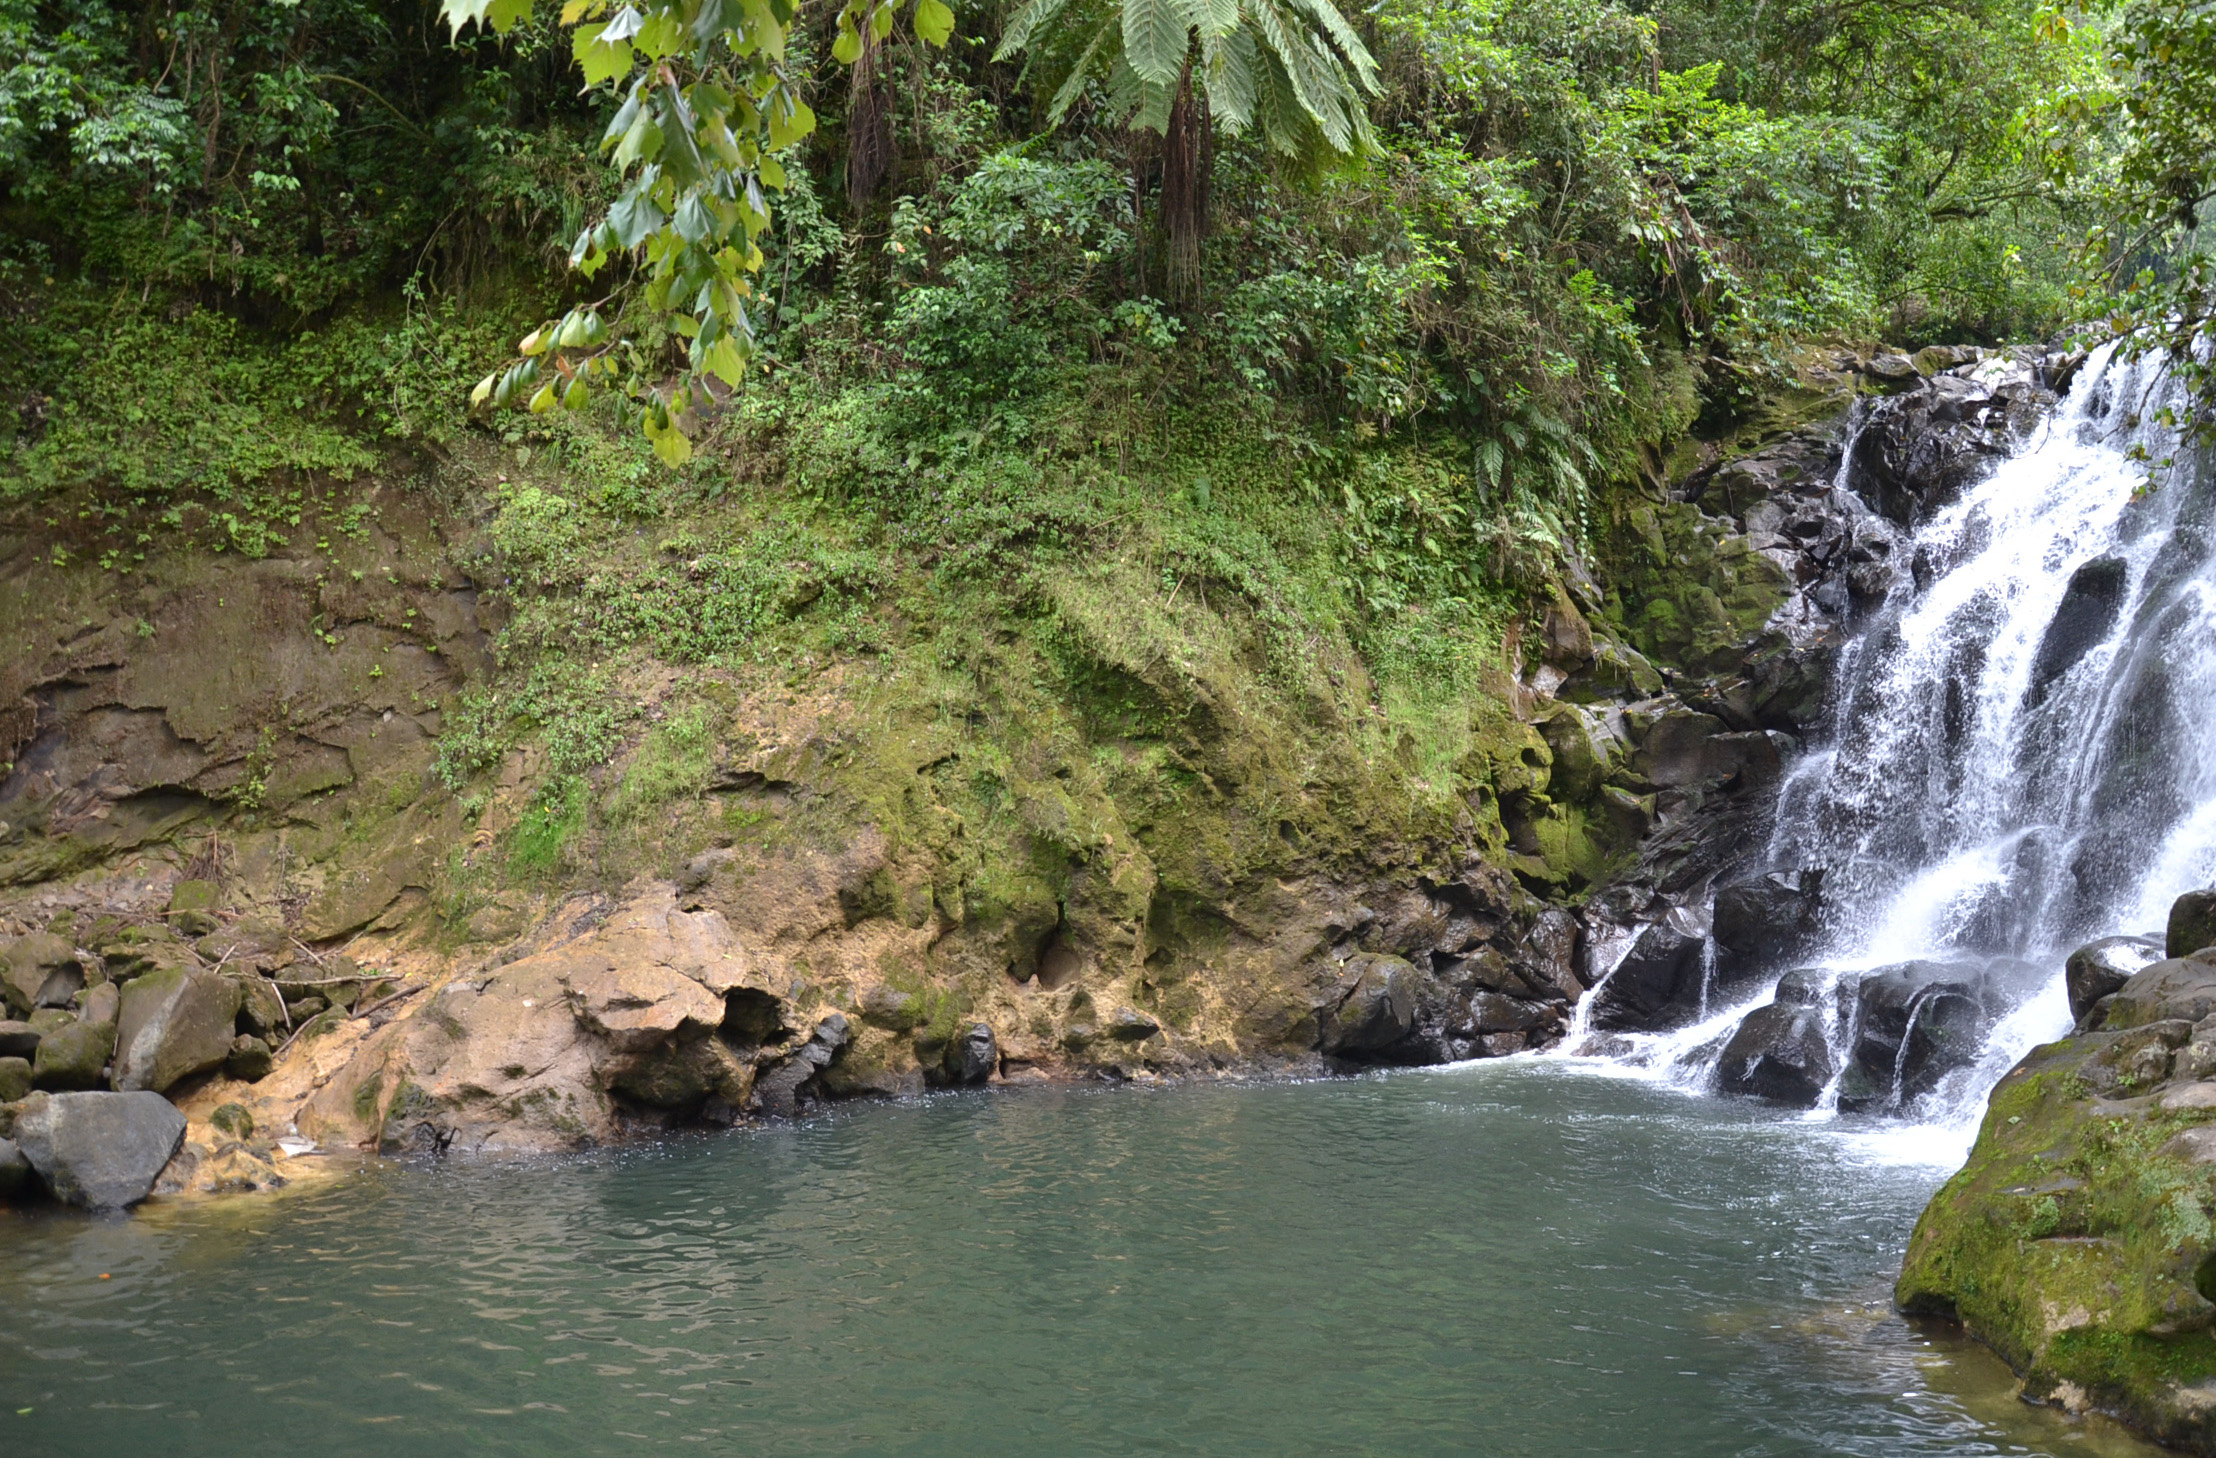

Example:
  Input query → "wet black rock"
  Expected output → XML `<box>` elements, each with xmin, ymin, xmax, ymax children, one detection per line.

<box><xmin>2024</xmin><ymin>555</ymin><xmax>2128</xmax><ymax>708</ymax></box>
<box><xmin>1711</xmin><ymin>872</ymin><xmax>1825</xmax><ymax>985</ymax></box>
<box><xmin>1319</xmin><ymin>954</ymin><xmax>1419</xmax><ymax>1054</ymax></box>
<box><xmin>2066</xmin><ymin>935</ymin><xmax>2166</xmax><ymax>1024</ymax></box>
<box><xmin>943</xmin><ymin>1023</ymin><xmax>999</xmax><ymax>1085</ymax></box>
<box><xmin>1838</xmin><ymin>961</ymin><xmax>1987</xmax><ymax>1112</ymax></box>
<box><xmin>1587</xmin><ymin>920</ymin><xmax>1707</xmax><ymax>1032</ymax></box>
<box><xmin>1717</xmin><ymin>1001</ymin><xmax>1835</xmax><ymax>1106</ymax></box>
<box><xmin>10</xmin><ymin>1090</ymin><xmax>187</xmax><ymax>1209</ymax></box>
<box><xmin>2168</xmin><ymin>888</ymin><xmax>2216</xmax><ymax>959</ymax></box>
<box><xmin>1849</xmin><ymin>360</ymin><xmax>2055</xmax><ymax>526</ymax></box>
<box><xmin>753</xmin><ymin>1014</ymin><xmax>852</xmax><ymax>1115</ymax></box>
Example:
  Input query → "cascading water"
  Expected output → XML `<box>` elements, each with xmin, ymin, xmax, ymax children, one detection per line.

<box><xmin>1571</xmin><ymin>346</ymin><xmax>2214</xmax><ymax>1144</ymax></box>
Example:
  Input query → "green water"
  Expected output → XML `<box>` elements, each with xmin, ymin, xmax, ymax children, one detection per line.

<box><xmin>0</xmin><ymin>1061</ymin><xmax>2163</xmax><ymax>1456</ymax></box>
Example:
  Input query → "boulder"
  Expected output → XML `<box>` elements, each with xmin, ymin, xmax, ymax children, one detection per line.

<box><xmin>11</xmin><ymin>1090</ymin><xmax>188</xmax><ymax>1208</ymax></box>
<box><xmin>1716</xmin><ymin>1002</ymin><xmax>1835</xmax><ymax>1106</ymax></box>
<box><xmin>165</xmin><ymin>879</ymin><xmax>223</xmax><ymax>937</ymax></box>
<box><xmin>2104</xmin><ymin>953</ymin><xmax>2216</xmax><ymax>1030</ymax></box>
<box><xmin>0</xmin><ymin>1019</ymin><xmax>38</xmax><ymax>1059</ymax></box>
<box><xmin>113</xmin><ymin>966</ymin><xmax>243</xmax><ymax>1094</ymax></box>
<box><xmin>1710</xmin><ymin>873</ymin><xmax>1824</xmax><ymax>985</ymax></box>
<box><xmin>1318</xmin><ymin>954</ymin><xmax>1418</xmax><ymax>1055</ymax></box>
<box><xmin>0</xmin><ymin>1135</ymin><xmax>29</xmax><ymax>1200</ymax></box>
<box><xmin>2</xmin><ymin>933</ymin><xmax>84</xmax><ymax>1015</ymax></box>
<box><xmin>859</xmin><ymin>983</ymin><xmax>926</xmax><ymax>1031</ymax></box>
<box><xmin>32</xmin><ymin>982</ymin><xmax>119</xmax><ymax>1092</ymax></box>
<box><xmin>1106</xmin><ymin>1008</ymin><xmax>1160</xmax><ymax>1042</ymax></box>
<box><xmin>1588</xmin><ymin>921</ymin><xmax>1707</xmax><ymax>1032</ymax></box>
<box><xmin>2024</xmin><ymin>556</ymin><xmax>2128</xmax><ymax>708</ymax></box>
<box><xmin>2169</xmin><ymin>889</ymin><xmax>2216</xmax><ymax>959</ymax></box>
<box><xmin>1838</xmin><ymin>961</ymin><xmax>1985</xmax><ymax>1111</ymax></box>
<box><xmin>0</xmin><ymin>1057</ymin><xmax>29</xmax><ymax>1102</ymax></box>
<box><xmin>224</xmin><ymin>1035</ymin><xmax>274</xmax><ymax>1082</ymax></box>
<box><xmin>2065</xmin><ymin>935</ymin><xmax>2166</xmax><ymax>1023</ymax></box>
<box><xmin>228</xmin><ymin>974</ymin><xmax>288</xmax><ymax>1039</ymax></box>
<box><xmin>944</xmin><ymin>1023</ymin><xmax>999</xmax><ymax>1085</ymax></box>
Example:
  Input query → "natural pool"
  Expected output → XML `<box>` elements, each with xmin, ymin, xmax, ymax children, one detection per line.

<box><xmin>0</xmin><ymin>1060</ymin><xmax>2163</xmax><ymax>1457</ymax></box>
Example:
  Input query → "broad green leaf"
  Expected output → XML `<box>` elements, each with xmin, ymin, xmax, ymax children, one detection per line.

<box><xmin>635</xmin><ymin>7</ymin><xmax>685</xmax><ymax>57</ymax></box>
<box><xmin>913</xmin><ymin>0</ymin><xmax>955</xmax><ymax>47</ymax></box>
<box><xmin>575</xmin><ymin>26</ymin><xmax>634</xmax><ymax>87</ymax></box>
<box><xmin>528</xmin><ymin>382</ymin><xmax>558</xmax><ymax>413</ymax></box>
<box><xmin>765</xmin><ymin>95</ymin><xmax>815</xmax><ymax>149</ymax></box>
<box><xmin>1121</xmin><ymin>0</ymin><xmax>1190</xmax><ymax>86</ymax></box>
<box><xmin>702</xmin><ymin>334</ymin><xmax>747</xmax><ymax>385</ymax></box>
<box><xmin>871</xmin><ymin>3</ymin><xmax>895</xmax><ymax>39</ymax></box>
<box><xmin>486</xmin><ymin>0</ymin><xmax>535</xmax><ymax>32</ymax></box>
<box><xmin>832</xmin><ymin>19</ymin><xmax>863</xmax><ymax>63</ymax></box>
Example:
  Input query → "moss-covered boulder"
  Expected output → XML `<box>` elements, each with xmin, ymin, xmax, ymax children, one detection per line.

<box><xmin>1898</xmin><ymin>946</ymin><xmax>2216</xmax><ymax>1451</ymax></box>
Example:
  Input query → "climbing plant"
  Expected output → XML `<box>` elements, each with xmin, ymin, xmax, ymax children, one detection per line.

<box><xmin>442</xmin><ymin>0</ymin><xmax>954</xmax><ymax>462</ymax></box>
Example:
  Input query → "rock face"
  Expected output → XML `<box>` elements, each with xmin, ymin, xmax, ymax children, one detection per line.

<box><xmin>1898</xmin><ymin>903</ymin><xmax>2216</xmax><ymax>1454</ymax></box>
<box><xmin>1849</xmin><ymin>353</ymin><xmax>2057</xmax><ymax>527</ymax></box>
<box><xmin>10</xmin><ymin>1091</ymin><xmax>187</xmax><ymax>1208</ymax></box>
<box><xmin>1710</xmin><ymin>873</ymin><xmax>1824</xmax><ymax>984</ymax></box>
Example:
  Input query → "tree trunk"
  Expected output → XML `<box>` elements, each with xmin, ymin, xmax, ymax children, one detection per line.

<box><xmin>1159</xmin><ymin>61</ymin><xmax>1209</xmax><ymax>300</ymax></box>
<box><xmin>846</xmin><ymin>30</ymin><xmax>893</xmax><ymax>213</ymax></box>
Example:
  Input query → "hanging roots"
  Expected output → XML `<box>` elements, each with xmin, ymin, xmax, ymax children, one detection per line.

<box><xmin>847</xmin><ymin>31</ymin><xmax>893</xmax><ymax>212</ymax></box>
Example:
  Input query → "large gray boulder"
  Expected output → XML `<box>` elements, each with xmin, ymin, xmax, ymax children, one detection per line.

<box><xmin>11</xmin><ymin>1091</ymin><xmax>187</xmax><ymax>1208</ymax></box>
<box><xmin>2</xmin><ymin>933</ymin><xmax>85</xmax><ymax>1015</ymax></box>
<box><xmin>113</xmin><ymin>966</ymin><xmax>242</xmax><ymax>1094</ymax></box>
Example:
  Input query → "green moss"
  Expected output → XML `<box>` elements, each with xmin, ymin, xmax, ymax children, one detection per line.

<box><xmin>508</xmin><ymin>775</ymin><xmax>587</xmax><ymax>878</ymax></box>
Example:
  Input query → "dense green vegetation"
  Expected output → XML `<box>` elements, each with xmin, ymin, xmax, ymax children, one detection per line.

<box><xmin>1</xmin><ymin>0</ymin><xmax>2207</xmax><ymax>837</ymax></box>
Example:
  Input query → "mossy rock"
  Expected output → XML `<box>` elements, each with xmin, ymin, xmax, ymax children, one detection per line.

<box><xmin>1898</xmin><ymin>1029</ymin><xmax>2216</xmax><ymax>1451</ymax></box>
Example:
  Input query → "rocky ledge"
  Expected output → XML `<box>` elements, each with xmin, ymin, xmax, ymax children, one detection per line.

<box><xmin>1898</xmin><ymin>890</ymin><xmax>2216</xmax><ymax>1453</ymax></box>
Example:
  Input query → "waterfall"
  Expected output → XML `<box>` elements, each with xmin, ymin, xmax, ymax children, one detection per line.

<box><xmin>1572</xmin><ymin>346</ymin><xmax>2214</xmax><ymax>1138</ymax></box>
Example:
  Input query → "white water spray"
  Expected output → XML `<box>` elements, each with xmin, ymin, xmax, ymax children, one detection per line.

<box><xmin>1569</xmin><ymin>347</ymin><xmax>2212</xmax><ymax>1151</ymax></box>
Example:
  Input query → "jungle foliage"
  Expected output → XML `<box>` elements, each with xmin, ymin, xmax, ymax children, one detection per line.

<box><xmin>0</xmin><ymin>0</ymin><xmax>2204</xmax><ymax>652</ymax></box>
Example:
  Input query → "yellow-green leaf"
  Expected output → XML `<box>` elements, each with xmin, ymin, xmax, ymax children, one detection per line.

<box><xmin>913</xmin><ymin>0</ymin><xmax>954</xmax><ymax>46</ymax></box>
<box><xmin>528</xmin><ymin>383</ymin><xmax>559</xmax><ymax>413</ymax></box>
<box><xmin>703</xmin><ymin>334</ymin><xmax>747</xmax><ymax>385</ymax></box>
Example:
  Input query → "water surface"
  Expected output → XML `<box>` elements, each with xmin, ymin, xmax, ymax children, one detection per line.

<box><xmin>0</xmin><ymin>1063</ymin><xmax>2160</xmax><ymax>1456</ymax></box>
